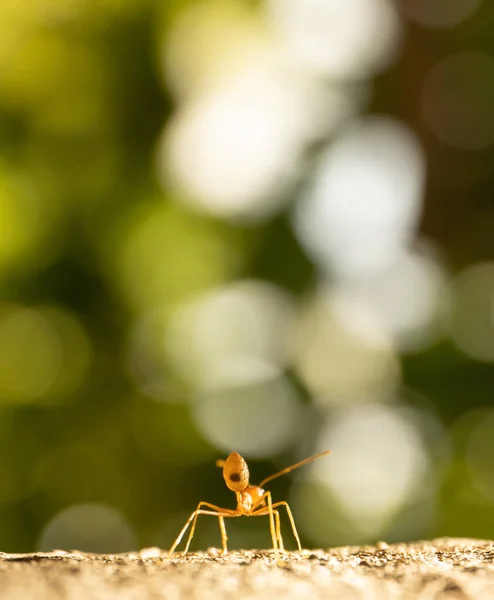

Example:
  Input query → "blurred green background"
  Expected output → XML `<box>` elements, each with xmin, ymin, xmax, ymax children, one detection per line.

<box><xmin>1</xmin><ymin>0</ymin><xmax>494</xmax><ymax>553</ymax></box>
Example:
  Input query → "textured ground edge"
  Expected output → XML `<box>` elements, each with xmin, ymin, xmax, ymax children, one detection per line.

<box><xmin>0</xmin><ymin>538</ymin><xmax>493</xmax><ymax>599</ymax></box>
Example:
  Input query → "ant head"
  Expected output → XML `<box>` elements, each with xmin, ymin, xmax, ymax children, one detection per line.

<box><xmin>221</xmin><ymin>452</ymin><xmax>250</xmax><ymax>492</ymax></box>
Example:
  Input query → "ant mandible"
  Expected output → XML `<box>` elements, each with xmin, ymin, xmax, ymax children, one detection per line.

<box><xmin>169</xmin><ymin>450</ymin><xmax>331</xmax><ymax>556</ymax></box>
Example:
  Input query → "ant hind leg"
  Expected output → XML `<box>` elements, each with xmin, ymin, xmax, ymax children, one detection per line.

<box><xmin>273</xmin><ymin>510</ymin><xmax>284</xmax><ymax>551</ymax></box>
<box><xmin>270</xmin><ymin>501</ymin><xmax>302</xmax><ymax>552</ymax></box>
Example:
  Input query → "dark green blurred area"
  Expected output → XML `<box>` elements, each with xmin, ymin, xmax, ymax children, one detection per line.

<box><xmin>0</xmin><ymin>0</ymin><xmax>494</xmax><ymax>553</ymax></box>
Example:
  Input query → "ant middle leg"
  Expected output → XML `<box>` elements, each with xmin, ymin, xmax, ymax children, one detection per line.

<box><xmin>250</xmin><ymin>491</ymin><xmax>278</xmax><ymax>552</ymax></box>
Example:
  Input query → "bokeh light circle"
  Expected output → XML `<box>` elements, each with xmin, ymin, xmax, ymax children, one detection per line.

<box><xmin>39</xmin><ymin>503</ymin><xmax>136</xmax><ymax>553</ymax></box>
<box><xmin>0</xmin><ymin>163</ymin><xmax>55</xmax><ymax>271</ymax></box>
<box><xmin>293</xmin><ymin>116</ymin><xmax>425</xmax><ymax>279</ymax></box>
<box><xmin>294</xmin><ymin>403</ymin><xmax>429</xmax><ymax>541</ymax></box>
<box><xmin>398</xmin><ymin>0</ymin><xmax>481</xmax><ymax>29</ymax></box>
<box><xmin>331</xmin><ymin>247</ymin><xmax>448</xmax><ymax>352</ymax></box>
<box><xmin>0</xmin><ymin>305</ymin><xmax>91</xmax><ymax>403</ymax></box>
<box><xmin>465</xmin><ymin>410</ymin><xmax>494</xmax><ymax>502</ymax></box>
<box><xmin>318</xmin><ymin>404</ymin><xmax>428</xmax><ymax>521</ymax></box>
<box><xmin>160</xmin><ymin>74</ymin><xmax>304</xmax><ymax>221</ymax></box>
<box><xmin>162</xmin><ymin>0</ymin><xmax>267</xmax><ymax>101</ymax></box>
<box><xmin>423</xmin><ymin>51</ymin><xmax>494</xmax><ymax>150</ymax></box>
<box><xmin>113</xmin><ymin>202</ymin><xmax>231</xmax><ymax>312</ymax></box>
<box><xmin>266</xmin><ymin>0</ymin><xmax>402</xmax><ymax>79</ymax></box>
<box><xmin>165</xmin><ymin>280</ymin><xmax>296</xmax><ymax>387</ymax></box>
<box><xmin>292</xmin><ymin>289</ymin><xmax>400</xmax><ymax>403</ymax></box>
<box><xmin>450</xmin><ymin>262</ymin><xmax>494</xmax><ymax>362</ymax></box>
<box><xmin>192</xmin><ymin>363</ymin><xmax>302</xmax><ymax>458</ymax></box>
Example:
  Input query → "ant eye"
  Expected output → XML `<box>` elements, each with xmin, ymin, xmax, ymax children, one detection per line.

<box><xmin>229</xmin><ymin>473</ymin><xmax>242</xmax><ymax>483</ymax></box>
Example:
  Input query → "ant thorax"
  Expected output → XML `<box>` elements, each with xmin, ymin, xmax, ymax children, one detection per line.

<box><xmin>240</xmin><ymin>485</ymin><xmax>266</xmax><ymax>513</ymax></box>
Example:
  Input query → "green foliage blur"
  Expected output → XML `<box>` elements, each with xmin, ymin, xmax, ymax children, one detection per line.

<box><xmin>0</xmin><ymin>0</ymin><xmax>494</xmax><ymax>553</ymax></box>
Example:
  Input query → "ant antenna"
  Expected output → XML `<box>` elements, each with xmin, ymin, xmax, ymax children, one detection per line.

<box><xmin>258</xmin><ymin>450</ymin><xmax>331</xmax><ymax>488</ymax></box>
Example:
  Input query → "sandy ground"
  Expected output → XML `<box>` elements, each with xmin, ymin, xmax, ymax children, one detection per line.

<box><xmin>1</xmin><ymin>538</ymin><xmax>494</xmax><ymax>599</ymax></box>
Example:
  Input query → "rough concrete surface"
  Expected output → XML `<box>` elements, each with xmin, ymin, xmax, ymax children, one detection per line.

<box><xmin>1</xmin><ymin>538</ymin><xmax>494</xmax><ymax>599</ymax></box>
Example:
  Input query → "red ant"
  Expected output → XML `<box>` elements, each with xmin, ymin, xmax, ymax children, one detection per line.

<box><xmin>169</xmin><ymin>450</ymin><xmax>331</xmax><ymax>555</ymax></box>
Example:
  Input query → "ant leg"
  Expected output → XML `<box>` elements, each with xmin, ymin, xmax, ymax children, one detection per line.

<box><xmin>262</xmin><ymin>491</ymin><xmax>278</xmax><ymax>552</ymax></box>
<box><xmin>270</xmin><ymin>501</ymin><xmax>302</xmax><ymax>551</ymax></box>
<box><xmin>251</xmin><ymin>507</ymin><xmax>284</xmax><ymax>551</ymax></box>
<box><xmin>184</xmin><ymin>502</ymin><xmax>231</xmax><ymax>555</ymax></box>
<box><xmin>169</xmin><ymin>506</ymin><xmax>233</xmax><ymax>557</ymax></box>
<box><xmin>218</xmin><ymin>515</ymin><xmax>228</xmax><ymax>554</ymax></box>
<box><xmin>274</xmin><ymin>510</ymin><xmax>284</xmax><ymax>550</ymax></box>
<box><xmin>272</xmin><ymin>510</ymin><xmax>283</xmax><ymax>550</ymax></box>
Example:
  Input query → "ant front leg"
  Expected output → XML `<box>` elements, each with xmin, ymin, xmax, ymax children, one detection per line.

<box><xmin>218</xmin><ymin>515</ymin><xmax>228</xmax><ymax>554</ymax></box>
<box><xmin>185</xmin><ymin>501</ymin><xmax>230</xmax><ymax>555</ymax></box>
<box><xmin>169</xmin><ymin>503</ymin><xmax>234</xmax><ymax>557</ymax></box>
